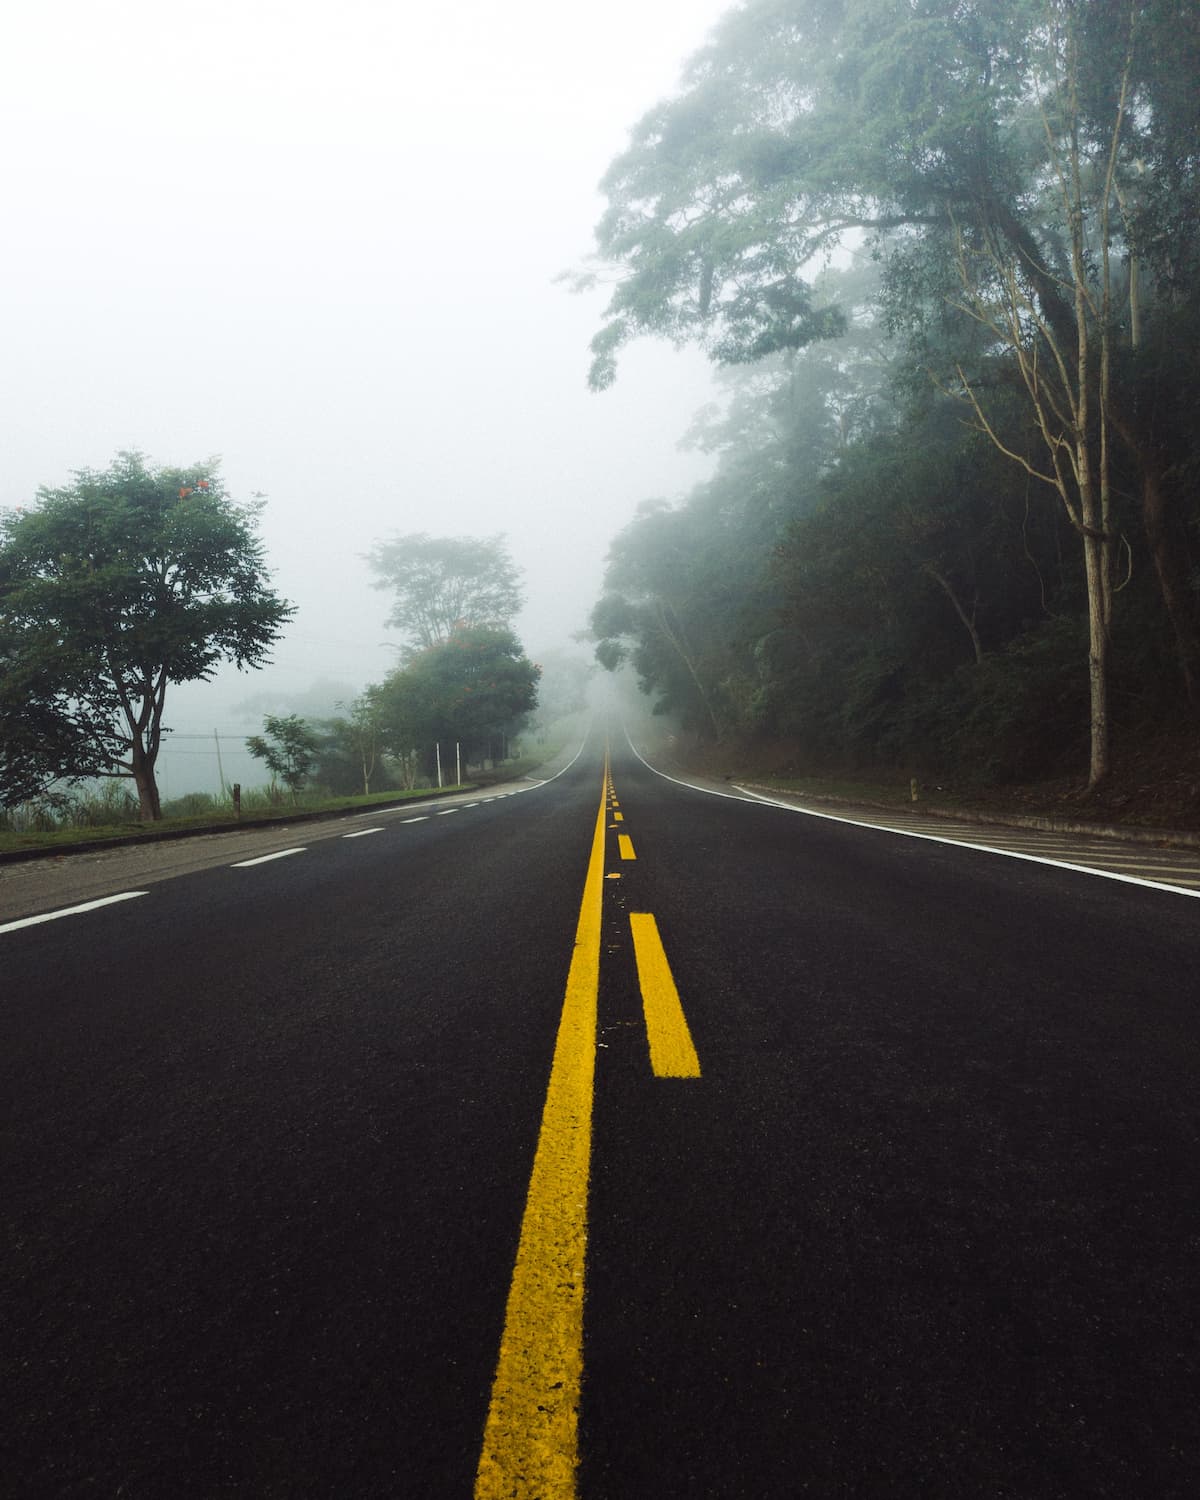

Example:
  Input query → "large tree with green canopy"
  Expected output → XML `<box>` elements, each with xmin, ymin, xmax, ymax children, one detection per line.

<box><xmin>373</xmin><ymin>624</ymin><xmax>540</xmax><ymax>770</ymax></box>
<box><xmin>0</xmin><ymin>451</ymin><xmax>294</xmax><ymax>819</ymax></box>
<box><xmin>579</xmin><ymin>0</ymin><xmax>1200</xmax><ymax>785</ymax></box>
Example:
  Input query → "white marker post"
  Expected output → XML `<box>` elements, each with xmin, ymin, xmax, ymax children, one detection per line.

<box><xmin>456</xmin><ymin>741</ymin><xmax>461</xmax><ymax>786</ymax></box>
<box><xmin>436</xmin><ymin>742</ymin><xmax>443</xmax><ymax>788</ymax></box>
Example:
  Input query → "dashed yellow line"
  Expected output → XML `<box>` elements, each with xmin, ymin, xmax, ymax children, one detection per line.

<box><xmin>618</xmin><ymin>834</ymin><xmax>636</xmax><ymax>861</ymax></box>
<box><xmin>629</xmin><ymin>913</ymin><xmax>701</xmax><ymax>1079</ymax></box>
<box><xmin>475</xmin><ymin>763</ymin><xmax>609</xmax><ymax>1499</ymax></box>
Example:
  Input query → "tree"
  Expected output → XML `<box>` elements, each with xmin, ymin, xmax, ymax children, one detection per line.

<box><xmin>365</xmin><ymin>533</ymin><xmax>523</xmax><ymax>652</ymax></box>
<box><xmin>580</xmin><ymin>0</ymin><xmax>1200</xmax><ymax>784</ymax></box>
<box><xmin>245</xmin><ymin>715</ymin><xmax>319</xmax><ymax>803</ymax></box>
<box><xmin>0</xmin><ymin>625</ymin><xmax>125</xmax><ymax>807</ymax></box>
<box><xmin>316</xmin><ymin>694</ymin><xmax>385</xmax><ymax>796</ymax></box>
<box><xmin>373</xmin><ymin>624</ymin><xmax>540</xmax><ymax>768</ymax></box>
<box><xmin>0</xmin><ymin>452</ymin><xmax>294</xmax><ymax>818</ymax></box>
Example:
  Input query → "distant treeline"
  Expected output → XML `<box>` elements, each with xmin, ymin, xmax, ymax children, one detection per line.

<box><xmin>585</xmin><ymin>0</ymin><xmax>1200</xmax><ymax>787</ymax></box>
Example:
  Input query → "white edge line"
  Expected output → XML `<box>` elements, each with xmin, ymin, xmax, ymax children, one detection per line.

<box><xmin>231</xmin><ymin>848</ymin><xmax>306</xmax><ymax>867</ymax></box>
<box><xmin>517</xmin><ymin>731</ymin><xmax>590</xmax><ymax>788</ymax></box>
<box><xmin>355</xmin><ymin>732</ymin><xmax>590</xmax><ymax>817</ymax></box>
<box><xmin>342</xmin><ymin>828</ymin><xmax>385</xmax><ymax>838</ymax></box>
<box><xmin>624</xmin><ymin>730</ymin><xmax>1200</xmax><ymax>901</ymax></box>
<box><xmin>0</xmin><ymin>890</ymin><xmax>148</xmax><ymax>936</ymax></box>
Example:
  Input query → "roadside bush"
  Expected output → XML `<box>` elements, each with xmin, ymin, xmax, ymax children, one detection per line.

<box><xmin>160</xmin><ymin>791</ymin><xmax>219</xmax><ymax>819</ymax></box>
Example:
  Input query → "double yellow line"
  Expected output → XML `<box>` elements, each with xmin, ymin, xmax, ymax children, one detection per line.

<box><xmin>474</xmin><ymin>755</ymin><xmax>698</xmax><ymax>1498</ymax></box>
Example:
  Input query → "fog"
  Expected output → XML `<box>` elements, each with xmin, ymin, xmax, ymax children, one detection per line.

<box><xmin>1</xmin><ymin>1</ymin><xmax>726</xmax><ymax>791</ymax></box>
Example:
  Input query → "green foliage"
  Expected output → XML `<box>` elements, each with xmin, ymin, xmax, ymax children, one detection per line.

<box><xmin>311</xmin><ymin>698</ymin><xmax>394</xmax><ymax>797</ymax></box>
<box><xmin>160</xmin><ymin>791</ymin><xmax>219</xmax><ymax>819</ymax></box>
<box><xmin>0</xmin><ymin>451</ymin><xmax>293</xmax><ymax>816</ymax></box>
<box><xmin>373</xmin><ymin>625</ymin><xmax>540</xmax><ymax>766</ymax></box>
<box><xmin>581</xmin><ymin>0</ymin><xmax>1200</xmax><ymax>785</ymax></box>
<box><xmin>365</xmin><ymin>533</ymin><xmax>522</xmax><ymax>652</ymax></box>
<box><xmin>246</xmin><ymin>714</ymin><xmax>320</xmax><ymax>802</ymax></box>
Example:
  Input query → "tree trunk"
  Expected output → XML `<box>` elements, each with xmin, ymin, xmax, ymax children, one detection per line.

<box><xmin>654</xmin><ymin>600</ymin><xmax>722</xmax><ymax>740</ymax></box>
<box><xmin>1082</xmin><ymin>530</ymin><xmax>1111</xmax><ymax>789</ymax></box>
<box><xmin>1108</xmin><ymin>409</ymin><xmax>1200</xmax><ymax>707</ymax></box>
<box><xmin>924</xmin><ymin>564</ymin><xmax>984</xmax><ymax>665</ymax></box>
<box><xmin>131</xmin><ymin>742</ymin><xmax>162</xmax><ymax>821</ymax></box>
<box><xmin>1128</xmin><ymin>426</ymin><xmax>1200</xmax><ymax>705</ymax></box>
<box><xmin>1141</xmin><ymin>460</ymin><xmax>1200</xmax><ymax>707</ymax></box>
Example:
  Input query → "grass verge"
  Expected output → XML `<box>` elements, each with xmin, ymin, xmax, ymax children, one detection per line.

<box><xmin>0</xmin><ymin>784</ymin><xmax>476</xmax><ymax>859</ymax></box>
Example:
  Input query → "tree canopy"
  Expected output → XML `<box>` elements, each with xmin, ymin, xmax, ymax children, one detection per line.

<box><xmin>246</xmin><ymin>714</ymin><xmax>319</xmax><ymax>803</ymax></box>
<box><xmin>374</xmin><ymin>624</ymin><xmax>540</xmax><ymax>770</ymax></box>
<box><xmin>583</xmin><ymin>0</ymin><xmax>1200</xmax><ymax>789</ymax></box>
<box><xmin>0</xmin><ymin>451</ymin><xmax>294</xmax><ymax>817</ymax></box>
<box><xmin>365</xmin><ymin>533</ymin><xmax>523</xmax><ymax>653</ymax></box>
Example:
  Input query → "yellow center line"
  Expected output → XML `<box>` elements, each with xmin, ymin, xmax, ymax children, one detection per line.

<box><xmin>474</xmin><ymin>759</ymin><xmax>609</xmax><ymax>1499</ymax></box>
<box><xmin>618</xmin><ymin>834</ymin><xmax>636</xmax><ymax>860</ymax></box>
<box><xmin>629</xmin><ymin>913</ymin><xmax>701</xmax><ymax>1079</ymax></box>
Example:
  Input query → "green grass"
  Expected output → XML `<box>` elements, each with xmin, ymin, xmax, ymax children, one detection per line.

<box><xmin>0</xmin><ymin>783</ymin><xmax>476</xmax><ymax>857</ymax></box>
<box><xmin>0</xmin><ymin>734</ymin><xmax>579</xmax><ymax>858</ymax></box>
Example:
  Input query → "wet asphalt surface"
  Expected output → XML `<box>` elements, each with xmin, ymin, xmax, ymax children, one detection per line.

<box><xmin>3</xmin><ymin>731</ymin><xmax>1198</xmax><ymax>1497</ymax></box>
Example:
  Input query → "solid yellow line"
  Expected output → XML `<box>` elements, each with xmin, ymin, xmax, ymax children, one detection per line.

<box><xmin>629</xmin><ymin>913</ymin><xmax>701</xmax><ymax>1079</ymax></box>
<box><xmin>618</xmin><ymin>834</ymin><xmax>636</xmax><ymax>860</ymax></box>
<box><xmin>474</xmin><ymin>761</ymin><xmax>609</xmax><ymax>1499</ymax></box>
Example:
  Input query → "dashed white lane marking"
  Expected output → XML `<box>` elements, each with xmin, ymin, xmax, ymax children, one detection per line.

<box><xmin>231</xmin><ymin>848</ymin><xmax>306</xmax><ymax>868</ymax></box>
<box><xmin>400</xmin><ymin>817</ymin><xmax>429</xmax><ymax>824</ymax></box>
<box><xmin>463</xmin><ymin>802</ymin><xmax>480</xmax><ymax>808</ymax></box>
<box><xmin>0</xmin><ymin>891</ymin><xmax>148</xmax><ymax>937</ymax></box>
<box><xmin>437</xmin><ymin>809</ymin><xmax>460</xmax><ymax>816</ymax></box>
<box><xmin>342</xmin><ymin>828</ymin><xmax>385</xmax><ymax>838</ymax></box>
<box><xmin>624</xmin><ymin>732</ymin><xmax>1200</xmax><ymax>901</ymax></box>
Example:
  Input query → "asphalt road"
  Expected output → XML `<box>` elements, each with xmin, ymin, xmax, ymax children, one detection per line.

<box><xmin>3</xmin><ymin>728</ymin><xmax>1198</xmax><ymax>1498</ymax></box>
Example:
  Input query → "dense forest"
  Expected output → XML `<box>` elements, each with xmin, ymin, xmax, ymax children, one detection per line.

<box><xmin>584</xmin><ymin>0</ymin><xmax>1200</xmax><ymax>794</ymax></box>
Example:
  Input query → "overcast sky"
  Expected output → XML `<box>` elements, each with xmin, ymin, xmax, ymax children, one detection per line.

<box><xmin>1</xmin><ymin>0</ymin><xmax>729</xmax><ymax>753</ymax></box>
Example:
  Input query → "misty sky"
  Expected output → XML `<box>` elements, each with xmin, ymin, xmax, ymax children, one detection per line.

<box><xmin>1</xmin><ymin>0</ymin><xmax>728</xmax><ymax>762</ymax></box>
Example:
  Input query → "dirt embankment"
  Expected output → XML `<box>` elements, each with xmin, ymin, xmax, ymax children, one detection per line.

<box><xmin>665</xmin><ymin>728</ymin><xmax>1200</xmax><ymax>836</ymax></box>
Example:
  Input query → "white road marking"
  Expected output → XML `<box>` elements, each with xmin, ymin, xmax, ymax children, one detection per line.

<box><xmin>400</xmin><ymin>817</ymin><xmax>429</xmax><ymax>824</ymax></box>
<box><xmin>0</xmin><ymin>891</ymin><xmax>148</xmax><ymax>937</ymax></box>
<box><xmin>624</xmin><ymin>731</ymin><xmax>1200</xmax><ymax>901</ymax></box>
<box><xmin>518</xmin><ymin>733</ymin><xmax>589</xmax><ymax>788</ymax></box>
<box><xmin>342</xmin><ymin>828</ymin><xmax>384</xmax><ymax>838</ymax></box>
<box><xmin>231</xmin><ymin>848</ymin><xmax>306</xmax><ymax>867</ymax></box>
<box><xmin>437</xmin><ymin>809</ymin><xmax>460</xmax><ymax>816</ymax></box>
<box><xmin>463</xmin><ymin>802</ymin><xmax>480</xmax><ymax>808</ymax></box>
